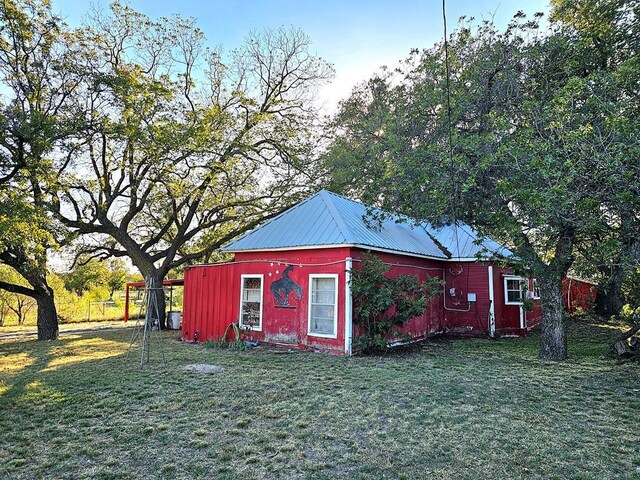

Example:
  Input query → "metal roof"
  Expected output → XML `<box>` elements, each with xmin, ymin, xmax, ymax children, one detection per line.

<box><xmin>223</xmin><ymin>190</ymin><xmax>513</xmax><ymax>260</ymax></box>
<box><xmin>423</xmin><ymin>223</ymin><xmax>514</xmax><ymax>259</ymax></box>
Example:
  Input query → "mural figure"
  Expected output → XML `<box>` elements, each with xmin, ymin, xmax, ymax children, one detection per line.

<box><xmin>270</xmin><ymin>265</ymin><xmax>303</xmax><ymax>307</ymax></box>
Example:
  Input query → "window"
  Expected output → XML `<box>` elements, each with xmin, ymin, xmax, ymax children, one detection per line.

<box><xmin>308</xmin><ymin>275</ymin><xmax>338</xmax><ymax>338</ymax></box>
<box><xmin>504</xmin><ymin>276</ymin><xmax>525</xmax><ymax>305</ymax></box>
<box><xmin>240</xmin><ymin>275</ymin><xmax>263</xmax><ymax>330</ymax></box>
<box><xmin>533</xmin><ymin>279</ymin><xmax>541</xmax><ymax>299</ymax></box>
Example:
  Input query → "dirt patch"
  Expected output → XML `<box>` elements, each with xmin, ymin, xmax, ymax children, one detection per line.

<box><xmin>184</xmin><ymin>363</ymin><xmax>224</xmax><ymax>374</ymax></box>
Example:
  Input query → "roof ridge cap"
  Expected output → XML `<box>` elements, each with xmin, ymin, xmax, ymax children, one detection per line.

<box><xmin>318</xmin><ymin>190</ymin><xmax>354</xmax><ymax>244</ymax></box>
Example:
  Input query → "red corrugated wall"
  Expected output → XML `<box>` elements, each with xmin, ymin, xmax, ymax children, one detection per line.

<box><xmin>562</xmin><ymin>278</ymin><xmax>597</xmax><ymax>313</ymax></box>
<box><xmin>442</xmin><ymin>262</ymin><xmax>492</xmax><ymax>335</ymax></box>
<box><xmin>524</xmin><ymin>277</ymin><xmax>544</xmax><ymax>330</ymax></box>
<box><xmin>490</xmin><ymin>268</ymin><xmax>543</xmax><ymax>336</ymax></box>
<box><xmin>349</xmin><ymin>249</ymin><xmax>445</xmax><ymax>342</ymax></box>
<box><xmin>182</xmin><ymin>262</ymin><xmax>241</xmax><ymax>343</ymax></box>
<box><xmin>182</xmin><ymin>248</ymin><xmax>350</xmax><ymax>353</ymax></box>
<box><xmin>182</xmin><ymin>247</ymin><xmax>541</xmax><ymax>353</ymax></box>
<box><xmin>434</xmin><ymin>263</ymin><xmax>541</xmax><ymax>336</ymax></box>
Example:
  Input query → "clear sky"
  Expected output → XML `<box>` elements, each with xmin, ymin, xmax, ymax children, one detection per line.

<box><xmin>51</xmin><ymin>0</ymin><xmax>551</xmax><ymax>112</ymax></box>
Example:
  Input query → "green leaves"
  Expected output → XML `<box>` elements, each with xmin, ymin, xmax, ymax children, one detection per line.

<box><xmin>350</xmin><ymin>253</ymin><xmax>442</xmax><ymax>353</ymax></box>
<box><xmin>326</xmin><ymin>3</ymin><xmax>639</xmax><ymax>275</ymax></box>
<box><xmin>325</xmin><ymin>3</ymin><xmax>639</xmax><ymax>357</ymax></box>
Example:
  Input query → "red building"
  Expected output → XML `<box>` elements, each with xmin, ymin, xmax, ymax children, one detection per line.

<box><xmin>562</xmin><ymin>277</ymin><xmax>597</xmax><ymax>313</ymax></box>
<box><xmin>182</xmin><ymin>191</ymin><xmax>542</xmax><ymax>354</ymax></box>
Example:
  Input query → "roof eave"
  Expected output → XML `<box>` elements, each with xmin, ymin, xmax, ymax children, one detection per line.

<box><xmin>223</xmin><ymin>242</ymin><xmax>451</xmax><ymax>261</ymax></box>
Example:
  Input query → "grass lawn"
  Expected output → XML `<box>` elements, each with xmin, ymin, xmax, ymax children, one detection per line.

<box><xmin>0</xmin><ymin>316</ymin><xmax>638</xmax><ymax>479</ymax></box>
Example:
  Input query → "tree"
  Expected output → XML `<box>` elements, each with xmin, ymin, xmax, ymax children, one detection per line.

<box><xmin>551</xmin><ymin>0</ymin><xmax>640</xmax><ymax>316</ymax></box>
<box><xmin>105</xmin><ymin>259</ymin><xmax>129</xmax><ymax>300</ymax></box>
<box><xmin>0</xmin><ymin>0</ymin><xmax>83</xmax><ymax>339</ymax></box>
<box><xmin>7</xmin><ymin>292</ymin><xmax>36</xmax><ymax>325</ymax></box>
<box><xmin>571</xmin><ymin>230</ymin><xmax>640</xmax><ymax>316</ymax></box>
<box><xmin>51</xmin><ymin>3</ymin><xmax>333</xmax><ymax>326</ymax></box>
<box><xmin>62</xmin><ymin>259</ymin><xmax>108</xmax><ymax>296</ymax></box>
<box><xmin>0</xmin><ymin>265</ymin><xmax>36</xmax><ymax>325</ymax></box>
<box><xmin>324</xmin><ymin>7</ymin><xmax>639</xmax><ymax>360</ymax></box>
<box><xmin>0</xmin><ymin>194</ymin><xmax>60</xmax><ymax>337</ymax></box>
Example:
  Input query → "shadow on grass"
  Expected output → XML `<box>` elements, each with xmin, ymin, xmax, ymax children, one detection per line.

<box><xmin>1</xmin><ymin>325</ymin><xmax>639</xmax><ymax>480</ymax></box>
<box><xmin>0</xmin><ymin>331</ymin><xmax>133</xmax><ymax>407</ymax></box>
<box><xmin>438</xmin><ymin>314</ymin><xmax>628</xmax><ymax>363</ymax></box>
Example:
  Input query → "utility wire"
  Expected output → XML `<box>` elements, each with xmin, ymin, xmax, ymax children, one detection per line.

<box><xmin>442</xmin><ymin>0</ymin><xmax>462</xmax><ymax>263</ymax></box>
<box><xmin>442</xmin><ymin>0</ymin><xmax>455</xmax><ymax>178</ymax></box>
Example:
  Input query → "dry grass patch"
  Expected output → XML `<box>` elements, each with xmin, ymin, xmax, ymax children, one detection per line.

<box><xmin>0</xmin><ymin>317</ymin><xmax>639</xmax><ymax>479</ymax></box>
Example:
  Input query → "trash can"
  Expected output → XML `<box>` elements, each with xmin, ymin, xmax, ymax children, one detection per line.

<box><xmin>167</xmin><ymin>311</ymin><xmax>182</xmax><ymax>330</ymax></box>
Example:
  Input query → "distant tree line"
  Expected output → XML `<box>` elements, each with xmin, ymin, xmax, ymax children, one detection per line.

<box><xmin>0</xmin><ymin>258</ymin><xmax>135</xmax><ymax>326</ymax></box>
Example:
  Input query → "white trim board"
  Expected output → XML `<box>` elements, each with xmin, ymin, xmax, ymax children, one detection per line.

<box><xmin>344</xmin><ymin>257</ymin><xmax>353</xmax><ymax>356</ymax></box>
<box><xmin>307</xmin><ymin>274</ymin><xmax>339</xmax><ymax>339</ymax></box>
<box><xmin>239</xmin><ymin>274</ymin><xmax>264</xmax><ymax>331</ymax></box>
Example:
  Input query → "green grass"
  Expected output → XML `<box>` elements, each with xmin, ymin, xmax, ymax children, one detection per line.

<box><xmin>0</xmin><ymin>316</ymin><xmax>638</xmax><ymax>479</ymax></box>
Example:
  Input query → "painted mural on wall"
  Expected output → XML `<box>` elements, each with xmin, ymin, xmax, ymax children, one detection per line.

<box><xmin>270</xmin><ymin>265</ymin><xmax>303</xmax><ymax>307</ymax></box>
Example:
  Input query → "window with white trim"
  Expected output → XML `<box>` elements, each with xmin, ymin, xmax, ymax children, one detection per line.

<box><xmin>533</xmin><ymin>279</ymin><xmax>541</xmax><ymax>299</ymax></box>
<box><xmin>504</xmin><ymin>276</ymin><xmax>525</xmax><ymax>305</ymax></box>
<box><xmin>308</xmin><ymin>274</ymin><xmax>338</xmax><ymax>337</ymax></box>
<box><xmin>240</xmin><ymin>275</ymin><xmax>263</xmax><ymax>330</ymax></box>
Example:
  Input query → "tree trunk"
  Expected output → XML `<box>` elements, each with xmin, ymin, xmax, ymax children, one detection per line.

<box><xmin>608</xmin><ymin>321</ymin><xmax>640</xmax><ymax>356</ymax></box>
<box><xmin>34</xmin><ymin>286</ymin><xmax>58</xmax><ymax>340</ymax></box>
<box><xmin>538</xmin><ymin>274</ymin><xmax>568</xmax><ymax>361</ymax></box>
<box><xmin>147</xmin><ymin>272</ymin><xmax>167</xmax><ymax>329</ymax></box>
<box><xmin>0</xmin><ymin>253</ymin><xmax>59</xmax><ymax>340</ymax></box>
<box><xmin>595</xmin><ymin>264</ymin><xmax>625</xmax><ymax>316</ymax></box>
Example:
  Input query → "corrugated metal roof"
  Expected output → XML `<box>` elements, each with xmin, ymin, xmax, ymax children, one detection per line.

<box><xmin>223</xmin><ymin>190</ymin><xmax>513</xmax><ymax>260</ymax></box>
<box><xmin>423</xmin><ymin>223</ymin><xmax>514</xmax><ymax>259</ymax></box>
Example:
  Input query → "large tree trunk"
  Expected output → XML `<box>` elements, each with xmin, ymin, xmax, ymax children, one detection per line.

<box><xmin>146</xmin><ymin>272</ymin><xmax>167</xmax><ymax>329</ymax></box>
<box><xmin>34</xmin><ymin>285</ymin><xmax>58</xmax><ymax>340</ymax></box>
<box><xmin>538</xmin><ymin>273</ymin><xmax>568</xmax><ymax>361</ymax></box>
<box><xmin>595</xmin><ymin>264</ymin><xmax>625</xmax><ymax>316</ymax></box>
<box><xmin>128</xmin><ymin>252</ymin><xmax>168</xmax><ymax>329</ymax></box>
<box><xmin>0</xmin><ymin>251</ymin><xmax>59</xmax><ymax>340</ymax></box>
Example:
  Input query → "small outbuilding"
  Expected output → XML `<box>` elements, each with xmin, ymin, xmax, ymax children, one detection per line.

<box><xmin>562</xmin><ymin>277</ymin><xmax>598</xmax><ymax>313</ymax></box>
<box><xmin>182</xmin><ymin>190</ymin><xmax>542</xmax><ymax>354</ymax></box>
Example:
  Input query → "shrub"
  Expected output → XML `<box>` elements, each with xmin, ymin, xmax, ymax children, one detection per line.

<box><xmin>618</xmin><ymin>304</ymin><xmax>640</xmax><ymax>323</ymax></box>
<box><xmin>350</xmin><ymin>253</ymin><xmax>442</xmax><ymax>353</ymax></box>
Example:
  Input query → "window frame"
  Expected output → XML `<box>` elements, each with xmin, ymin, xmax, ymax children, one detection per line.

<box><xmin>532</xmin><ymin>279</ymin><xmax>541</xmax><ymax>300</ymax></box>
<box><xmin>239</xmin><ymin>274</ymin><xmax>264</xmax><ymax>331</ymax></box>
<box><xmin>307</xmin><ymin>274</ymin><xmax>339</xmax><ymax>339</ymax></box>
<box><xmin>504</xmin><ymin>275</ymin><xmax>526</xmax><ymax>305</ymax></box>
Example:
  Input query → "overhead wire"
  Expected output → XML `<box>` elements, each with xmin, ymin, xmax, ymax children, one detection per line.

<box><xmin>442</xmin><ymin>0</ymin><xmax>472</xmax><ymax>312</ymax></box>
<box><xmin>441</xmin><ymin>0</ymin><xmax>461</xmax><ymax>260</ymax></box>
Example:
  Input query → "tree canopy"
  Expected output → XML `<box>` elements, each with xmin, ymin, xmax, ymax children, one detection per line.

<box><xmin>0</xmin><ymin>0</ymin><xmax>333</xmax><ymax>332</ymax></box>
<box><xmin>324</xmin><ymin>3</ymin><xmax>640</xmax><ymax>360</ymax></box>
<box><xmin>48</xmin><ymin>3</ymin><xmax>333</xmax><ymax>325</ymax></box>
<box><xmin>0</xmin><ymin>0</ymin><xmax>84</xmax><ymax>339</ymax></box>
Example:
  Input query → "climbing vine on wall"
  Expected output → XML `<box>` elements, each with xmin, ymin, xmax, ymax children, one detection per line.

<box><xmin>350</xmin><ymin>253</ymin><xmax>442</xmax><ymax>353</ymax></box>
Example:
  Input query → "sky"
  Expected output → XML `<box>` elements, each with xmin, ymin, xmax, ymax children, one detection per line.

<box><xmin>51</xmin><ymin>0</ymin><xmax>551</xmax><ymax>113</ymax></box>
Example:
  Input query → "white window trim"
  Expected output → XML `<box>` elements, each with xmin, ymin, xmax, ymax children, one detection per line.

<box><xmin>532</xmin><ymin>279</ymin><xmax>541</xmax><ymax>300</ymax></box>
<box><xmin>239</xmin><ymin>274</ymin><xmax>263</xmax><ymax>331</ymax></box>
<box><xmin>504</xmin><ymin>275</ymin><xmax>526</xmax><ymax>305</ymax></box>
<box><xmin>308</xmin><ymin>274</ymin><xmax>339</xmax><ymax>339</ymax></box>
